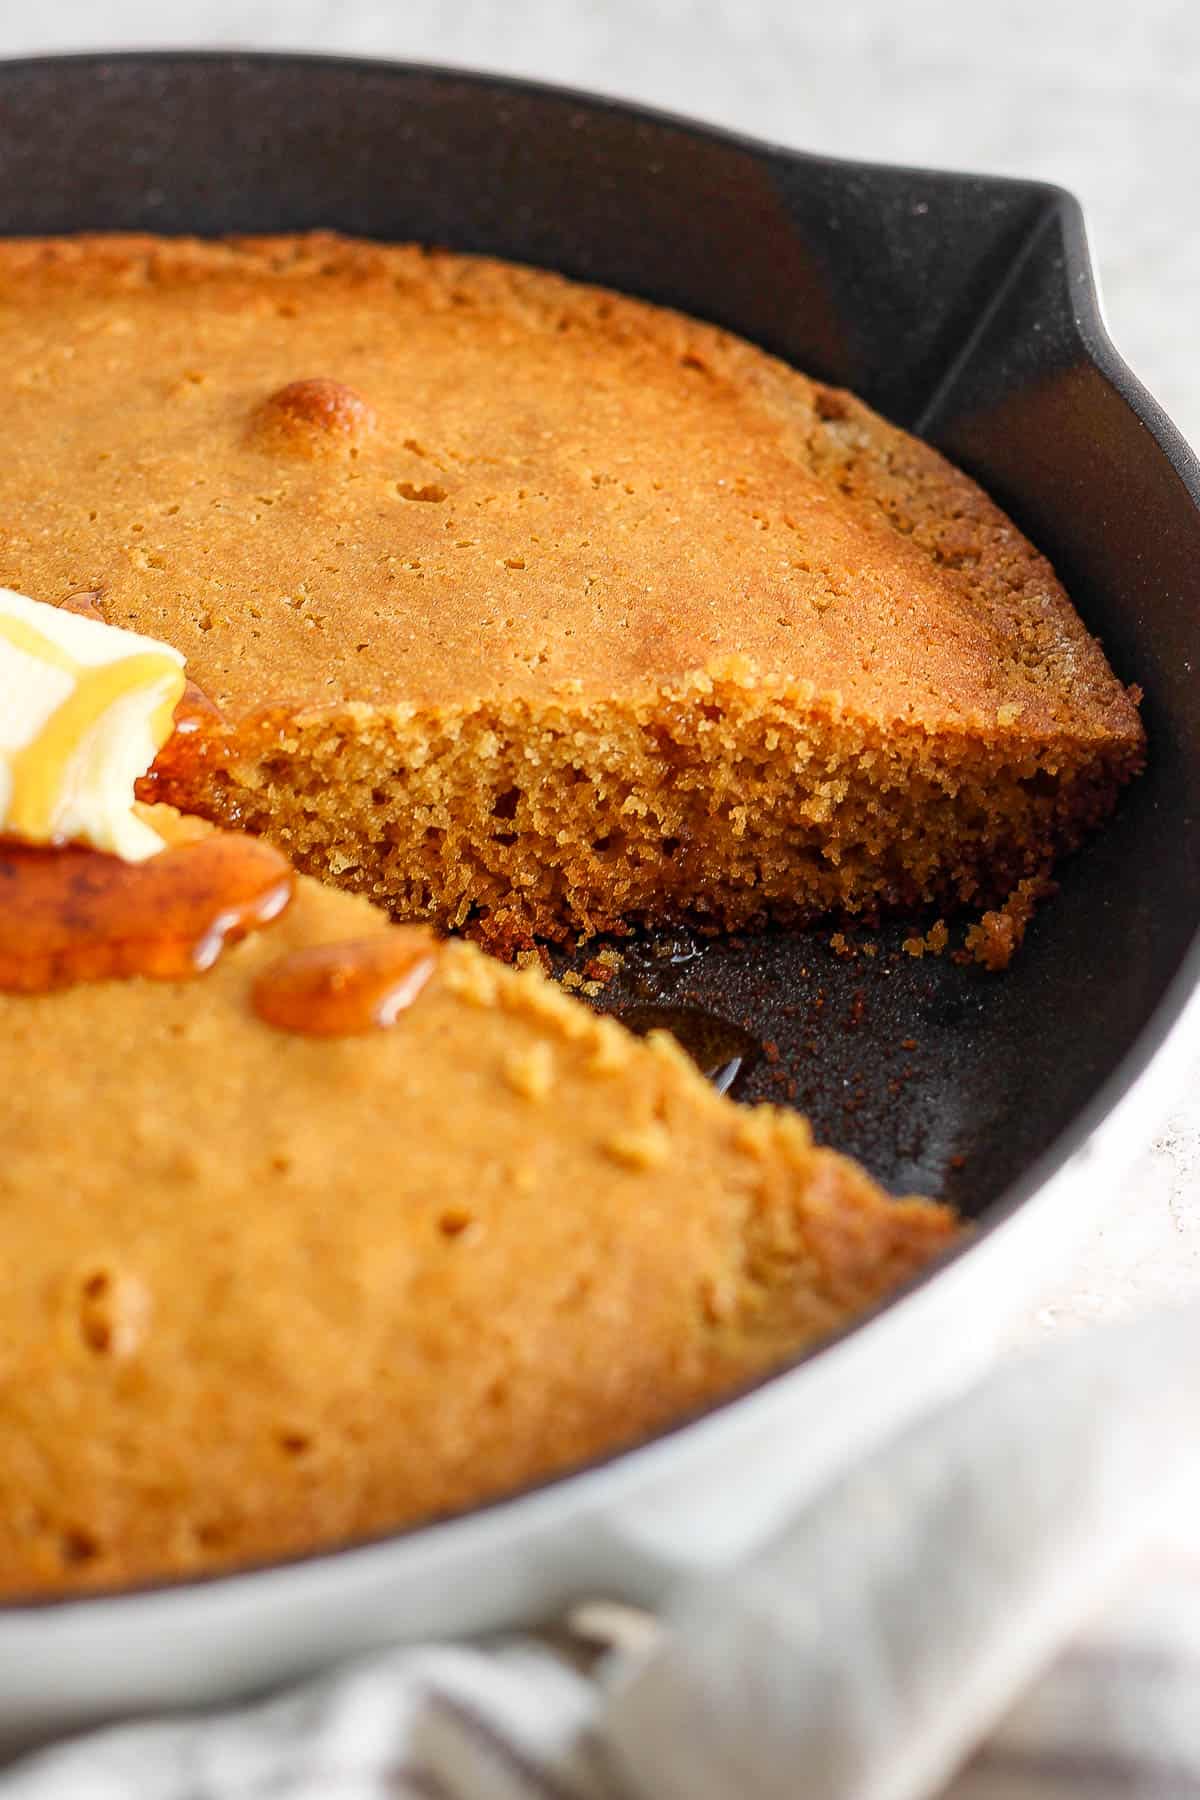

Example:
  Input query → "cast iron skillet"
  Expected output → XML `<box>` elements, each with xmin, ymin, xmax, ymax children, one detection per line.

<box><xmin>1</xmin><ymin>49</ymin><xmax>1198</xmax><ymax>1582</ymax></box>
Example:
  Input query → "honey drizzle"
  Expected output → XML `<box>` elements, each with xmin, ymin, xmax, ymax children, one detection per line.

<box><xmin>136</xmin><ymin>683</ymin><xmax>228</xmax><ymax>806</ymax></box>
<box><xmin>0</xmin><ymin>834</ymin><xmax>294</xmax><ymax>993</ymax></box>
<box><xmin>0</xmin><ymin>592</ymin><xmax>287</xmax><ymax>998</ymax></box>
<box><xmin>252</xmin><ymin>931</ymin><xmax>438</xmax><ymax>1036</ymax></box>
<box><xmin>0</xmin><ymin>610</ymin><xmax>185</xmax><ymax>841</ymax></box>
<box><xmin>57</xmin><ymin>589</ymin><xmax>106</xmax><ymax>622</ymax></box>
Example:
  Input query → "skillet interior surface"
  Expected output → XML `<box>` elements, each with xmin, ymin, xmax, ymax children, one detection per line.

<box><xmin>0</xmin><ymin>51</ymin><xmax>1196</xmax><ymax>1227</ymax></box>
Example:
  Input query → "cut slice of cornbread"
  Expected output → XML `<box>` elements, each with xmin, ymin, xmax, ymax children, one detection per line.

<box><xmin>0</xmin><ymin>809</ymin><xmax>953</xmax><ymax>1595</ymax></box>
<box><xmin>0</xmin><ymin>233</ymin><xmax>1144</xmax><ymax>950</ymax></box>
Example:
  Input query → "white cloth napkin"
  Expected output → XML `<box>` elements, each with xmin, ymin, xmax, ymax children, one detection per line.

<box><xmin>6</xmin><ymin>1303</ymin><xmax>1200</xmax><ymax>1800</ymax></box>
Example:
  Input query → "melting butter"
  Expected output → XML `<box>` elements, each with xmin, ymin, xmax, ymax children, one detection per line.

<box><xmin>0</xmin><ymin>588</ymin><xmax>185</xmax><ymax>861</ymax></box>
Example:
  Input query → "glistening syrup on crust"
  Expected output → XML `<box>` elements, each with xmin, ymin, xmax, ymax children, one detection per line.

<box><xmin>57</xmin><ymin>588</ymin><xmax>106</xmax><ymax>623</ymax></box>
<box><xmin>138</xmin><ymin>678</ymin><xmax>227</xmax><ymax>806</ymax></box>
<box><xmin>168</xmin><ymin>677</ymin><xmax>223</xmax><ymax>737</ymax></box>
<box><xmin>0</xmin><ymin>835</ymin><xmax>293</xmax><ymax>993</ymax></box>
<box><xmin>252</xmin><ymin>930</ymin><xmax>439</xmax><ymax>1036</ymax></box>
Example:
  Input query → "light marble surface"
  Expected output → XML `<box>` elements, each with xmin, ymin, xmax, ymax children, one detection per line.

<box><xmin>7</xmin><ymin>0</ymin><xmax>1200</xmax><ymax>1340</ymax></box>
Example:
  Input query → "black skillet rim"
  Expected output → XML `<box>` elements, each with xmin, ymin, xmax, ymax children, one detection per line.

<box><xmin>2</xmin><ymin>47</ymin><xmax>1198</xmax><ymax>1611</ymax></box>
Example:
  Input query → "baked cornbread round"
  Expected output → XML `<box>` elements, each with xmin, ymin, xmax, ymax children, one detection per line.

<box><xmin>0</xmin><ymin>233</ymin><xmax>1144</xmax><ymax>950</ymax></box>
<box><xmin>0</xmin><ymin>811</ymin><xmax>952</xmax><ymax>1596</ymax></box>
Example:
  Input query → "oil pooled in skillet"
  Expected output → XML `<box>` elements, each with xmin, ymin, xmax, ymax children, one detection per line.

<box><xmin>612</xmin><ymin>1002</ymin><xmax>760</xmax><ymax>1097</ymax></box>
<box><xmin>574</xmin><ymin>918</ymin><xmax>1005</xmax><ymax>1213</ymax></box>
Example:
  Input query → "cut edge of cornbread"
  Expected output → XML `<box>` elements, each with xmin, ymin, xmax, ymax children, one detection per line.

<box><xmin>150</xmin><ymin>659</ymin><xmax>1143</xmax><ymax>953</ymax></box>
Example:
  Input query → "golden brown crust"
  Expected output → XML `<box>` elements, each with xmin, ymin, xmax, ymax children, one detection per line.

<box><xmin>0</xmin><ymin>809</ymin><xmax>953</xmax><ymax>1596</ymax></box>
<box><xmin>0</xmin><ymin>229</ymin><xmax>1142</xmax><ymax>732</ymax></box>
<box><xmin>0</xmin><ymin>230</ymin><xmax>1143</xmax><ymax>946</ymax></box>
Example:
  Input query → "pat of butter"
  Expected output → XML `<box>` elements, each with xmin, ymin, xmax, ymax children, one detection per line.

<box><xmin>0</xmin><ymin>588</ymin><xmax>185</xmax><ymax>861</ymax></box>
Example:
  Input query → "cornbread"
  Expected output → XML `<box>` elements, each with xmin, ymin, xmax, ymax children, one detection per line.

<box><xmin>0</xmin><ymin>230</ymin><xmax>1144</xmax><ymax>1595</ymax></box>
<box><xmin>0</xmin><ymin>811</ymin><xmax>953</xmax><ymax>1595</ymax></box>
<box><xmin>0</xmin><ymin>233</ymin><xmax>1144</xmax><ymax>951</ymax></box>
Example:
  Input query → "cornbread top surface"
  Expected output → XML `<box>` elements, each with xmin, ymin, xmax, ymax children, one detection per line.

<box><xmin>0</xmin><ymin>808</ymin><xmax>952</xmax><ymax>1591</ymax></box>
<box><xmin>0</xmin><ymin>233</ymin><xmax>1140</xmax><ymax>745</ymax></box>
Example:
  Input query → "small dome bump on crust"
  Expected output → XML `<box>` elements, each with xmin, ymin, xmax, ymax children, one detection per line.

<box><xmin>249</xmin><ymin>378</ymin><xmax>375</xmax><ymax>456</ymax></box>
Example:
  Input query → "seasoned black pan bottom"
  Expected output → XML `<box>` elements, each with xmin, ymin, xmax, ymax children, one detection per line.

<box><xmin>571</xmin><ymin>807</ymin><xmax>1141</xmax><ymax>1223</ymax></box>
<box><xmin>569</xmin><ymin>914</ymin><xmax>1002</xmax><ymax>1215</ymax></box>
<box><xmin>586</xmin><ymin>918</ymin><xmax>991</xmax><ymax>1211</ymax></box>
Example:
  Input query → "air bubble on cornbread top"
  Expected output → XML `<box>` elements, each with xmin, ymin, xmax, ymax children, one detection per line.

<box><xmin>0</xmin><ymin>232</ymin><xmax>1141</xmax><ymax>739</ymax></box>
<box><xmin>248</xmin><ymin>378</ymin><xmax>376</xmax><ymax>457</ymax></box>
